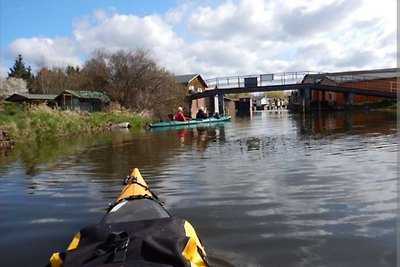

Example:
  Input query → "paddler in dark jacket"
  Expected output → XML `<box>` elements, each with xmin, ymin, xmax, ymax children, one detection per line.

<box><xmin>196</xmin><ymin>107</ymin><xmax>208</xmax><ymax>119</ymax></box>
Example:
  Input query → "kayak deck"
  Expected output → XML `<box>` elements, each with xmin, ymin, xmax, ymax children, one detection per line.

<box><xmin>116</xmin><ymin>168</ymin><xmax>153</xmax><ymax>201</ymax></box>
<box><xmin>102</xmin><ymin>198</ymin><xmax>170</xmax><ymax>224</ymax></box>
<box><xmin>102</xmin><ymin>168</ymin><xmax>170</xmax><ymax>224</ymax></box>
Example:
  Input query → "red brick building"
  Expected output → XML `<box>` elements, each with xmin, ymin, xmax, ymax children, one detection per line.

<box><xmin>301</xmin><ymin>68</ymin><xmax>398</xmax><ymax>109</ymax></box>
<box><xmin>174</xmin><ymin>74</ymin><xmax>208</xmax><ymax>118</ymax></box>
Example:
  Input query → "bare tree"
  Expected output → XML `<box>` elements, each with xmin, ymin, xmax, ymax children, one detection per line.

<box><xmin>18</xmin><ymin>48</ymin><xmax>188</xmax><ymax>119</ymax></box>
<box><xmin>0</xmin><ymin>77</ymin><xmax>28</xmax><ymax>99</ymax></box>
<box><xmin>30</xmin><ymin>66</ymin><xmax>84</xmax><ymax>94</ymax></box>
<box><xmin>65</xmin><ymin>65</ymin><xmax>84</xmax><ymax>91</ymax></box>
<box><xmin>80</xmin><ymin>50</ymin><xmax>109</xmax><ymax>92</ymax></box>
<box><xmin>82</xmin><ymin>49</ymin><xmax>187</xmax><ymax>119</ymax></box>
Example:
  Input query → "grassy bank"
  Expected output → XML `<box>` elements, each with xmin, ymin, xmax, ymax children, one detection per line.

<box><xmin>0</xmin><ymin>102</ymin><xmax>151</xmax><ymax>143</ymax></box>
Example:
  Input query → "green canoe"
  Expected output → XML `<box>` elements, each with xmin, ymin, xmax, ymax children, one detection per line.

<box><xmin>148</xmin><ymin>115</ymin><xmax>231</xmax><ymax>128</ymax></box>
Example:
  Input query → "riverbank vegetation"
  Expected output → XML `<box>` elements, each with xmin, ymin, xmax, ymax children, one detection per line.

<box><xmin>0</xmin><ymin>101</ymin><xmax>150</xmax><ymax>143</ymax></box>
<box><xmin>3</xmin><ymin>50</ymin><xmax>188</xmax><ymax>120</ymax></box>
<box><xmin>0</xmin><ymin>49</ymin><xmax>191</xmax><ymax>145</ymax></box>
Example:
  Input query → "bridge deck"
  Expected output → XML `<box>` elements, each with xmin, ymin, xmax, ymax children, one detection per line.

<box><xmin>188</xmin><ymin>70</ymin><xmax>398</xmax><ymax>100</ymax></box>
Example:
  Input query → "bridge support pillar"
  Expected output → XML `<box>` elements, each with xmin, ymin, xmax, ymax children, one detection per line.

<box><xmin>300</xmin><ymin>87</ymin><xmax>311</xmax><ymax>113</ymax></box>
<box><xmin>217</xmin><ymin>94</ymin><xmax>224</xmax><ymax>115</ymax></box>
<box><xmin>344</xmin><ymin>92</ymin><xmax>354</xmax><ymax>109</ymax></box>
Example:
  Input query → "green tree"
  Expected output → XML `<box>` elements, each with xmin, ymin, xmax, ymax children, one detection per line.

<box><xmin>66</xmin><ymin>65</ymin><xmax>81</xmax><ymax>76</ymax></box>
<box><xmin>30</xmin><ymin>67</ymin><xmax>64</xmax><ymax>94</ymax></box>
<box><xmin>65</xmin><ymin>65</ymin><xmax>84</xmax><ymax>91</ymax></box>
<box><xmin>30</xmin><ymin>65</ymin><xmax>84</xmax><ymax>94</ymax></box>
<box><xmin>8</xmin><ymin>55</ymin><xmax>34</xmax><ymax>87</ymax></box>
<box><xmin>226</xmin><ymin>92</ymin><xmax>252</xmax><ymax>99</ymax></box>
<box><xmin>265</xmin><ymin>91</ymin><xmax>288</xmax><ymax>100</ymax></box>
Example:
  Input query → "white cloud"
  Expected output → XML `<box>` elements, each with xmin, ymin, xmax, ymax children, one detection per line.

<box><xmin>73</xmin><ymin>13</ymin><xmax>176</xmax><ymax>52</ymax></box>
<box><xmin>72</xmin><ymin>11</ymin><xmax>187</xmax><ymax>74</ymax></box>
<box><xmin>183</xmin><ymin>0</ymin><xmax>396</xmax><ymax>76</ymax></box>
<box><xmin>2</xmin><ymin>0</ymin><xmax>396</xmax><ymax>79</ymax></box>
<box><xmin>165</xmin><ymin>4</ymin><xmax>188</xmax><ymax>24</ymax></box>
<box><xmin>0</xmin><ymin>64</ymin><xmax>8</xmax><ymax>77</ymax></box>
<box><xmin>188</xmin><ymin>0</ymin><xmax>274</xmax><ymax>41</ymax></box>
<box><xmin>8</xmin><ymin>37</ymin><xmax>83</xmax><ymax>69</ymax></box>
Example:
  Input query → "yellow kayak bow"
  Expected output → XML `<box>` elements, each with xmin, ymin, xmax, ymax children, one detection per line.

<box><xmin>48</xmin><ymin>168</ymin><xmax>209</xmax><ymax>267</ymax></box>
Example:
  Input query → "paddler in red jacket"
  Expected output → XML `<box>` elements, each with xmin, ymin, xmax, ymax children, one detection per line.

<box><xmin>175</xmin><ymin>107</ymin><xmax>190</xmax><ymax>121</ymax></box>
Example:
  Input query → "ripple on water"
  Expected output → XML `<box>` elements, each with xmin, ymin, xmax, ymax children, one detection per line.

<box><xmin>0</xmin><ymin>111</ymin><xmax>396</xmax><ymax>267</ymax></box>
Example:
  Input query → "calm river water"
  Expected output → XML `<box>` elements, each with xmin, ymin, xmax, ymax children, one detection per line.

<box><xmin>0</xmin><ymin>110</ymin><xmax>397</xmax><ymax>267</ymax></box>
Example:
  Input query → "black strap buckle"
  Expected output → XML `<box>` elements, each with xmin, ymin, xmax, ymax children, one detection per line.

<box><xmin>112</xmin><ymin>232</ymin><xmax>130</xmax><ymax>263</ymax></box>
<box><xmin>123</xmin><ymin>175</ymin><xmax>136</xmax><ymax>185</ymax></box>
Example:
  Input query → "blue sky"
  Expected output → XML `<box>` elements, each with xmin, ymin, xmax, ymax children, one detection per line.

<box><xmin>1</xmin><ymin>0</ymin><xmax>179</xmax><ymax>66</ymax></box>
<box><xmin>1</xmin><ymin>0</ymin><xmax>176</xmax><ymax>40</ymax></box>
<box><xmin>0</xmin><ymin>0</ymin><xmax>396</xmax><ymax>79</ymax></box>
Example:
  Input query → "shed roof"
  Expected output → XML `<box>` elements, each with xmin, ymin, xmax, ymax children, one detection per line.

<box><xmin>5</xmin><ymin>93</ymin><xmax>58</xmax><ymax>101</ymax></box>
<box><xmin>60</xmin><ymin>90</ymin><xmax>110</xmax><ymax>102</ymax></box>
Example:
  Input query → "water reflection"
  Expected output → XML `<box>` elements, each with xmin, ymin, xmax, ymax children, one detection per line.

<box><xmin>0</xmin><ymin>111</ymin><xmax>397</xmax><ymax>267</ymax></box>
<box><xmin>150</xmin><ymin>125</ymin><xmax>227</xmax><ymax>150</ymax></box>
<box><xmin>296</xmin><ymin>111</ymin><xmax>396</xmax><ymax>136</ymax></box>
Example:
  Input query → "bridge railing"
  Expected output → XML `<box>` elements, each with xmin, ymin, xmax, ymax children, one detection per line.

<box><xmin>205</xmin><ymin>71</ymin><xmax>398</xmax><ymax>93</ymax></box>
<box><xmin>205</xmin><ymin>71</ymin><xmax>321</xmax><ymax>89</ymax></box>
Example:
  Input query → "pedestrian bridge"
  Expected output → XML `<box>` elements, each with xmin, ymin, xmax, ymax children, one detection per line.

<box><xmin>188</xmin><ymin>70</ymin><xmax>398</xmax><ymax>100</ymax></box>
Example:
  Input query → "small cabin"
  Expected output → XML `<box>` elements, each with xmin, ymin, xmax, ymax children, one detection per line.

<box><xmin>55</xmin><ymin>90</ymin><xmax>110</xmax><ymax>112</ymax></box>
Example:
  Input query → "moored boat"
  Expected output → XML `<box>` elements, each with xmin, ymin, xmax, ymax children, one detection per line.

<box><xmin>47</xmin><ymin>168</ymin><xmax>209</xmax><ymax>267</ymax></box>
<box><xmin>148</xmin><ymin>115</ymin><xmax>231</xmax><ymax>128</ymax></box>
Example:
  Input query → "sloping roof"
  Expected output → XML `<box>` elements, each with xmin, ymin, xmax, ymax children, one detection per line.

<box><xmin>60</xmin><ymin>90</ymin><xmax>110</xmax><ymax>102</ymax></box>
<box><xmin>5</xmin><ymin>93</ymin><xmax>58</xmax><ymax>101</ymax></box>
<box><xmin>173</xmin><ymin>74</ymin><xmax>208</xmax><ymax>88</ymax></box>
<box><xmin>321</xmin><ymin>68</ymin><xmax>398</xmax><ymax>77</ymax></box>
<box><xmin>302</xmin><ymin>68</ymin><xmax>399</xmax><ymax>84</ymax></box>
<box><xmin>174</xmin><ymin>74</ymin><xmax>199</xmax><ymax>84</ymax></box>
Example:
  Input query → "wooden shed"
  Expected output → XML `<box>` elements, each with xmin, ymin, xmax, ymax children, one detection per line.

<box><xmin>55</xmin><ymin>90</ymin><xmax>110</xmax><ymax>112</ymax></box>
<box><xmin>5</xmin><ymin>93</ymin><xmax>58</xmax><ymax>106</ymax></box>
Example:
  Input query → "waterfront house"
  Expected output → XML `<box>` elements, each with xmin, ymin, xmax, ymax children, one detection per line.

<box><xmin>54</xmin><ymin>90</ymin><xmax>110</xmax><ymax>112</ymax></box>
<box><xmin>174</xmin><ymin>74</ymin><xmax>208</xmax><ymax>118</ymax></box>
<box><xmin>299</xmin><ymin>68</ymin><xmax>398</xmax><ymax>109</ymax></box>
